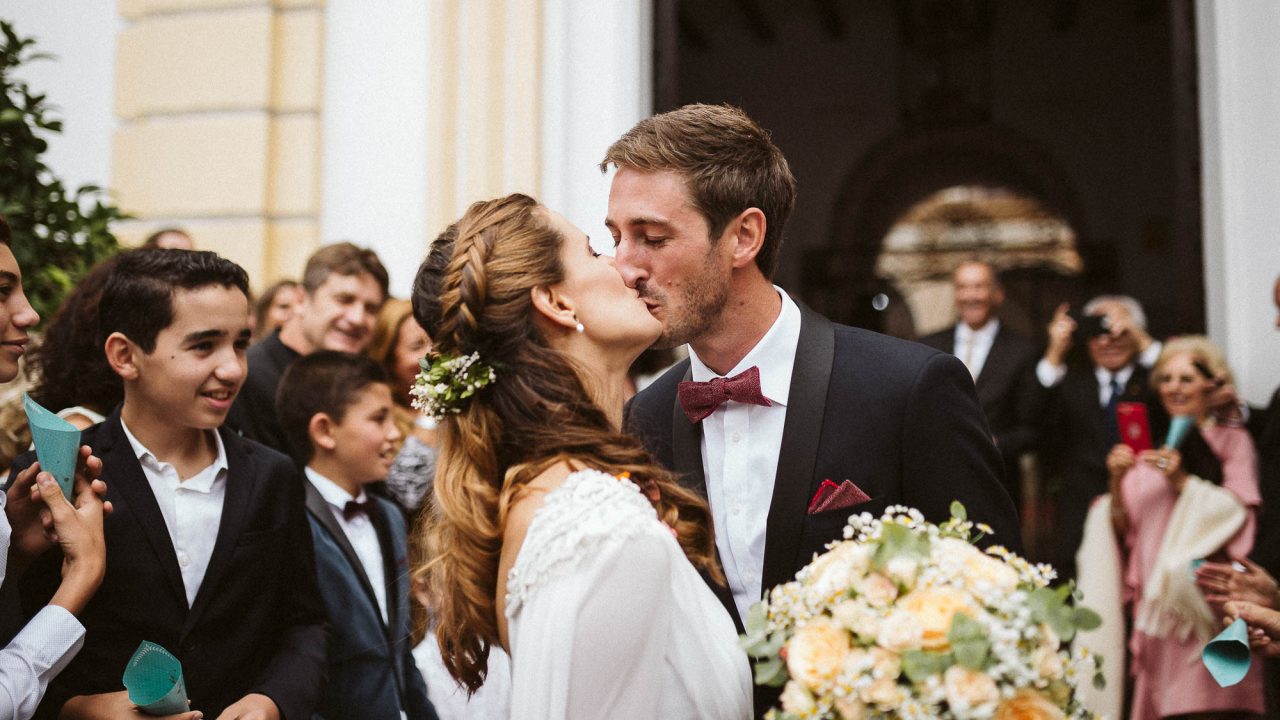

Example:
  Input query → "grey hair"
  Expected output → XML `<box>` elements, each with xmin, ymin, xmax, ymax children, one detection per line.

<box><xmin>1084</xmin><ymin>294</ymin><xmax>1147</xmax><ymax>330</ymax></box>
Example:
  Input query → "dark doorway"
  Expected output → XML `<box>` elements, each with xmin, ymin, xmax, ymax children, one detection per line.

<box><xmin>654</xmin><ymin>0</ymin><xmax>1203</xmax><ymax>342</ymax></box>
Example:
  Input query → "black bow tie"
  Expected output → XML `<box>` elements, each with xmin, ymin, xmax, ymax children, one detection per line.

<box><xmin>343</xmin><ymin>500</ymin><xmax>372</xmax><ymax>521</ymax></box>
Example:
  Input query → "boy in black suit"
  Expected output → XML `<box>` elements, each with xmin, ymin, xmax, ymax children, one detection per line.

<box><xmin>275</xmin><ymin>352</ymin><xmax>436</xmax><ymax>720</ymax></box>
<box><xmin>12</xmin><ymin>249</ymin><xmax>326</xmax><ymax>720</ymax></box>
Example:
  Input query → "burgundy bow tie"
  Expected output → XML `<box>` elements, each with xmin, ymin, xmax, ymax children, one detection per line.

<box><xmin>677</xmin><ymin>366</ymin><xmax>773</xmax><ymax>423</ymax></box>
<box><xmin>343</xmin><ymin>499</ymin><xmax>372</xmax><ymax>521</ymax></box>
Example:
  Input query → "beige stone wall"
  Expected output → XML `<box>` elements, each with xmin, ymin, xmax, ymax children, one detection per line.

<box><xmin>112</xmin><ymin>0</ymin><xmax>547</xmax><ymax>292</ymax></box>
<box><xmin>112</xmin><ymin>0</ymin><xmax>324</xmax><ymax>291</ymax></box>
<box><xmin>423</xmin><ymin>0</ymin><xmax>543</xmax><ymax>247</ymax></box>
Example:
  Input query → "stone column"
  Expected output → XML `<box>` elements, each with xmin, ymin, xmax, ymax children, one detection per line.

<box><xmin>112</xmin><ymin>0</ymin><xmax>324</xmax><ymax>290</ymax></box>
<box><xmin>1197</xmin><ymin>0</ymin><xmax>1280</xmax><ymax>404</ymax></box>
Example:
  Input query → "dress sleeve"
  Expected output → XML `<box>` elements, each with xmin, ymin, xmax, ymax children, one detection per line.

<box><xmin>0</xmin><ymin>605</ymin><xmax>85</xmax><ymax>720</ymax></box>
<box><xmin>1218</xmin><ymin>428</ymin><xmax>1262</xmax><ymax>559</ymax></box>
<box><xmin>509</xmin><ymin>530</ymin><xmax>673</xmax><ymax>720</ymax></box>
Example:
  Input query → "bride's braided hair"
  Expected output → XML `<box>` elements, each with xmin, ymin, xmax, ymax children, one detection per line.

<box><xmin>418</xmin><ymin>194</ymin><xmax>721</xmax><ymax>693</ymax></box>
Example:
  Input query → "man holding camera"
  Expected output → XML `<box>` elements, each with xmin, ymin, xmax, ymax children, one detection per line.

<box><xmin>1036</xmin><ymin>295</ymin><xmax>1162</xmax><ymax>582</ymax></box>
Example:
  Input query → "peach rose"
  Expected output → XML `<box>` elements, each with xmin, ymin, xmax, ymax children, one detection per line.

<box><xmin>1035</xmin><ymin>646</ymin><xmax>1064</xmax><ymax>679</ymax></box>
<box><xmin>834</xmin><ymin>696</ymin><xmax>868</xmax><ymax>720</ymax></box>
<box><xmin>898</xmin><ymin>586</ymin><xmax>979</xmax><ymax>650</ymax></box>
<box><xmin>943</xmin><ymin>665</ymin><xmax>1000</xmax><ymax>716</ymax></box>
<box><xmin>787</xmin><ymin>620</ymin><xmax>851</xmax><ymax>690</ymax></box>
<box><xmin>780</xmin><ymin>680</ymin><xmax>817</xmax><ymax>715</ymax></box>
<box><xmin>855</xmin><ymin>572</ymin><xmax>899</xmax><ymax>607</ymax></box>
<box><xmin>994</xmin><ymin>689</ymin><xmax>1066</xmax><ymax>720</ymax></box>
<box><xmin>832</xmin><ymin>600</ymin><xmax>879</xmax><ymax>640</ymax></box>
<box><xmin>875</xmin><ymin>609</ymin><xmax>924</xmax><ymax>652</ymax></box>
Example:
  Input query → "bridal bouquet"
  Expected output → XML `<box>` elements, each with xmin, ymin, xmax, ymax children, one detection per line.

<box><xmin>742</xmin><ymin>504</ymin><xmax>1104</xmax><ymax>720</ymax></box>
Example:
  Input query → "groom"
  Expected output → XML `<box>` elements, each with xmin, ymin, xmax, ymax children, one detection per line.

<box><xmin>605</xmin><ymin>104</ymin><xmax>1019</xmax><ymax>676</ymax></box>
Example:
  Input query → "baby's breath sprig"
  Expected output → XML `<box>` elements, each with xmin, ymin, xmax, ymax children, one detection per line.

<box><xmin>410</xmin><ymin>351</ymin><xmax>498</xmax><ymax>420</ymax></box>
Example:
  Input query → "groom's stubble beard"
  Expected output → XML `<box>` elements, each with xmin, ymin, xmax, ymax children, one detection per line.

<box><xmin>643</xmin><ymin>241</ymin><xmax>731</xmax><ymax>351</ymax></box>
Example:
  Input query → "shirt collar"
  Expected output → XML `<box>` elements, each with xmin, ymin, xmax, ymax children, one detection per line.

<box><xmin>1095</xmin><ymin>364</ymin><xmax>1134</xmax><ymax>389</ymax></box>
<box><xmin>120</xmin><ymin>419</ymin><xmax>228</xmax><ymax>493</ymax></box>
<box><xmin>956</xmin><ymin>318</ymin><xmax>999</xmax><ymax>342</ymax></box>
<box><xmin>687</xmin><ymin>287</ymin><xmax>801</xmax><ymax>406</ymax></box>
<box><xmin>305</xmin><ymin>466</ymin><xmax>367</xmax><ymax>509</ymax></box>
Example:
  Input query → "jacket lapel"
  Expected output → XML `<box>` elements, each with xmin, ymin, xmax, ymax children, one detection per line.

<box><xmin>99</xmin><ymin>414</ymin><xmax>187</xmax><ymax>606</ymax></box>
<box><xmin>761</xmin><ymin>302</ymin><xmax>834</xmax><ymax>594</ymax></box>
<box><xmin>974</xmin><ymin>325</ymin><xmax>1010</xmax><ymax>393</ymax></box>
<box><xmin>303</xmin><ymin>479</ymin><xmax>388</xmax><ymax>634</ymax></box>
<box><xmin>184</xmin><ymin>428</ymin><xmax>251</xmax><ymax>631</ymax></box>
<box><xmin>670</xmin><ymin>362</ymin><xmax>707</xmax><ymax>497</ymax></box>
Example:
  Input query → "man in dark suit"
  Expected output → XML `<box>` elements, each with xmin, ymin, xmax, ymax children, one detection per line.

<box><xmin>1034</xmin><ymin>295</ymin><xmax>1162</xmax><ymax>583</ymax></box>
<box><xmin>13</xmin><ymin>250</ymin><xmax>326</xmax><ymax>720</ymax></box>
<box><xmin>227</xmin><ymin>243</ymin><xmax>388</xmax><ymax>453</ymax></box>
<box><xmin>276</xmin><ymin>352</ymin><xmax>437</xmax><ymax>720</ymax></box>
<box><xmin>920</xmin><ymin>260</ymin><xmax>1039</xmax><ymax>511</ymax></box>
<box><xmin>603</xmin><ymin>104</ymin><xmax>1018</xmax><ymax>715</ymax></box>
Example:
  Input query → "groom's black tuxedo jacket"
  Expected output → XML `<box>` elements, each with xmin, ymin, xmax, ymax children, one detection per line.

<box><xmin>625</xmin><ymin>301</ymin><xmax>1019</xmax><ymax>624</ymax></box>
<box><xmin>10</xmin><ymin>411</ymin><xmax>327</xmax><ymax>719</ymax></box>
<box><xmin>626</xmin><ymin>302</ymin><xmax>1018</xmax><ymax>717</ymax></box>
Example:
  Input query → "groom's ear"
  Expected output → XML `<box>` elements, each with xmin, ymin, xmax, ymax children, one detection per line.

<box><xmin>728</xmin><ymin>207</ymin><xmax>767</xmax><ymax>270</ymax></box>
<box><xmin>530</xmin><ymin>284</ymin><xmax>579</xmax><ymax>333</ymax></box>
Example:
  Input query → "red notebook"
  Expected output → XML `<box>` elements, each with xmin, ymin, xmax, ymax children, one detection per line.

<box><xmin>1116</xmin><ymin>401</ymin><xmax>1153</xmax><ymax>452</ymax></box>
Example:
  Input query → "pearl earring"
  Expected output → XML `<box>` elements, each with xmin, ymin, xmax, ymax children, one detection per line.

<box><xmin>575</xmin><ymin>320</ymin><xmax>585</xmax><ymax>334</ymax></box>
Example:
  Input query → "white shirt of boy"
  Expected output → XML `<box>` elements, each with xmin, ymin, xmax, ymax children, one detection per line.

<box><xmin>121</xmin><ymin>420</ymin><xmax>228</xmax><ymax>608</ymax></box>
<box><xmin>304</xmin><ymin>468</ymin><xmax>389</xmax><ymax>624</ymax></box>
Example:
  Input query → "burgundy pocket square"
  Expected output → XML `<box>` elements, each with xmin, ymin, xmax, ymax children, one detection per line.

<box><xmin>808</xmin><ymin>479</ymin><xmax>872</xmax><ymax>515</ymax></box>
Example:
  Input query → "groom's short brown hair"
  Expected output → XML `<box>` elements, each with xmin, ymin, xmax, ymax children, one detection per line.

<box><xmin>600</xmin><ymin>103</ymin><xmax>797</xmax><ymax>279</ymax></box>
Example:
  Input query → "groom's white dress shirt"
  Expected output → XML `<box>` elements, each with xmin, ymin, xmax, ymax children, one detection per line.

<box><xmin>688</xmin><ymin>288</ymin><xmax>801</xmax><ymax>623</ymax></box>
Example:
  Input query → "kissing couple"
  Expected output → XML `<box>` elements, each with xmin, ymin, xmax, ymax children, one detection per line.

<box><xmin>413</xmin><ymin>103</ymin><xmax>1019</xmax><ymax>719</ymax></box>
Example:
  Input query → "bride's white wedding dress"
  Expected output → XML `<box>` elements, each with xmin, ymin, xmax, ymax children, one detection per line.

<box><xmin>505</xmin><ymin>469</ymin><xmax>752</xmax><ymax>719</ymax></box>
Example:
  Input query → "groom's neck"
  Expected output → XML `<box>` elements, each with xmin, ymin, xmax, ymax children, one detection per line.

<box><xmin>692</xmin><ymin>278</ymin><xmax>782</xmax><ymax>376</ymax></box>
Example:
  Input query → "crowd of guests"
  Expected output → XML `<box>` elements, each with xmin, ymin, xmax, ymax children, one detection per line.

<box><xmin>925</xmin><ymin>259</ymin><xmax>1280</xmax><ymax>718</ymax></box>
<box><xmin>0</xmin><ymin>114</ymin><xmax>1277</xmax><ymax>719</ymax></box>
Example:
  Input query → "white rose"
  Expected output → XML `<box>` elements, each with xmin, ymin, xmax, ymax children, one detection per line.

<box><xmin>875</xmin><ymin>609</ymin><xmax>924</xmax><ymax>652</ymax></box>
<box><xmin>832</xmin><ymin>600</ymin><xmax>880</xmax><ymax>640</ymax></box>
<box><xmin>935</xmin><ymin>537</ymin><xmax>1018</xmax><ymax>593</ymax></box>
<box><xmin>787</xmin><ymin>620</ymin><xmax>851</xmax><ymax>690</ymax></box>
<box><xmin>780</xmin><ymin>680</ymin><xmax>817</xmax><ymax>715</ymax></box>
<box><xmin>885</xmin><ymin>556</ymin><xmax>920</xmax><ymax>587</ymax></box>
<box><xmin>855</xmin><ymin>572</ymin><xmax>899</xmax><ymax>607</ymax></box>
<box><xmin>943</xmin><ymin>665</ymin><xmax>1000</xmax><ymax>717</ymax></box>
<box><xmin>806</xmin><ymin>542</ymin><xmax>874</xmax><ymax>596</ymax></box>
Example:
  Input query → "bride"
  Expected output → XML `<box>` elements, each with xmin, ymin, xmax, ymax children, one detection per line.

<box><xmin>413</xmin><ymin>193</ymin><xmax>752</xmax><ymax>719</ymax></box>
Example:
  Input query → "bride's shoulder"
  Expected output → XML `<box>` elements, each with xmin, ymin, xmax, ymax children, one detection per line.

<box><xmin>505</xmin><ymin>465</ymin><xmax>663</xmax><ymax>614</ymax></box>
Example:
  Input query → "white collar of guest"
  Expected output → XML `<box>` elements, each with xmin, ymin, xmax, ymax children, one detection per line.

<box><xmin>687</xmin><ymin>286</ymin><xmax>801</xmax><ymax>407</ymax></box>
<box><xmin>120</xmin><ymin>420</ymin><xmax>228</xmax><ymax>491</ymax></box>
<box><xmin>304</xmin><ymin>466</ymin><xmax>368</xmax><ymax>509</ymax></box>
<box><xmin>956</xmin><ymin>317</ymin><xmax>1000</xmax><ymax>343</ymax></box>
<box><xmin>1095</xmin><ymin>364</ymin><xmax>1134</xmax><ymax>389</ymax></box>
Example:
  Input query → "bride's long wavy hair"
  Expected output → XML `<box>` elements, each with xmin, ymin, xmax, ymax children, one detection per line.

<box><xmin>416</xmin><ymin>193</ymin><xmax>721</xmax><ymax>693</ymax></box>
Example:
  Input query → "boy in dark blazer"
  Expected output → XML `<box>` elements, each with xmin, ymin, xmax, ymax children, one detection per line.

<box><xmin>275</xmin><ymin>351</ymin><xmax>437</xmax><ymax>720</ymax></box>
<box><xmin>11</xmin><ymin>249</ymin><xmax>326</xmax><ymax>720</ymax></box>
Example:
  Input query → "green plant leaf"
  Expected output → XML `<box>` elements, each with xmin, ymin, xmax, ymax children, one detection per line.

<box><xmin>902</xmin><ymin>649</ymin><xmax>953</xmax><ymax>682</ymax></box>
<box><xmin>753</xmin><ymin>656</ymin><xmax>789</xmax><ymax>687</ymax></box>
<box><xmin>1073</xmin><ymin>607</ymin><xmax>1102</xmax><ymax>632</ymax></box>
<box><xmin>950</xmin><ymin>500</ymin><xmax>967</xmax><ymax>522</ymax></box>
<box><xmin>947</xmin><ymin>612</ymin><xmax>990</xmax><ymax>669</ymax></box>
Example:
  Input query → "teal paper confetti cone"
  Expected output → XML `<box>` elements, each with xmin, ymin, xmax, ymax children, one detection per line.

<box><xmin>1202</xmin><ymin>618</ymin><xmax>1252</xmax><ymax>688</ymax></box>
<box><xmin>22</xmin><ymin>393</ymin><xmax>80</xmax><ymax>500</ymax></box>
<box><xmin>1164</xmin><ymin>414</ymin><xmax>1195</xmax><ymax>450</ymax></box>
<box><xmin>123</xmin><ymin>641</ymin><xmax>189</xmax><ymax>715</ymax></box>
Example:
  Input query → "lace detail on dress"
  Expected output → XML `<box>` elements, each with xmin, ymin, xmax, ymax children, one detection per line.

<box><xmin>505</xmin><ymin>469</ymin><xmax>659</xmax><ymax>616</ymax></box>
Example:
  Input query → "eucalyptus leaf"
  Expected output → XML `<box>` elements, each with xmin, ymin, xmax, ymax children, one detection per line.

<box><xmin>754</xmin><ymin>656</ymin><xmax>789</xmax><ymax>687</ymax></box>
<box><xmin>950</xmin><ymin>500</ymin><xmax>968</xmax><ymax>522</ymax></box>
<box><xmin>902</xmin><ymin>649</ymin><xmax>953</xmax><ymax>683</ymax></box>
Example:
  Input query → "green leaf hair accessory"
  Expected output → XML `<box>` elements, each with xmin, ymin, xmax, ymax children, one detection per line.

<box><xmin>410</xmin><ymin>351</ymin><xmax>498</xmax><ymax>420</ymax></box>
